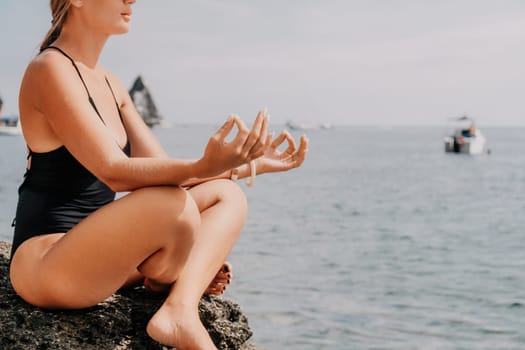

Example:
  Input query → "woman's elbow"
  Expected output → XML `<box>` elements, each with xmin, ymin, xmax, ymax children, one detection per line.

<box><xmin>104</xmin><ymin>179</ymin><xmax>131</xmax><ymax>193</ymax></box>
<box><xmin>96</xmin><ymin>161</ymin><xmax>135</xmax><ymax>192</ymax></box>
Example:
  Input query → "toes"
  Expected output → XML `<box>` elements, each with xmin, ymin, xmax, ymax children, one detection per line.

<box><xmin>221</xmin><ymin>262</ymin><xmax>232</xmax><ymax>274</ymax></box>
<box><xmin>205</xmin><ymin>262</ymin><xmax>233</xmax><ymax>296</ymax></box>
<box><xmin>218</xmin><ymin>262</ymin><xmax>233</xmax><ymax>282</ymax></box>
<box><xmin>205</xmin><ymin>284</ymin><xmax>226</xmax><ymax>296</ymax></box>
<box><xmin>212</xmin><ymin>274</ymin><xmax>231</xmax><ymax>284</ymax></box>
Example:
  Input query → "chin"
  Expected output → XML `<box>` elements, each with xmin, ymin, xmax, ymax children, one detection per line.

<box><xmin>113</xmin><ymin>25</ymin><xmax>130</xmax><ymax>35</ymax></box>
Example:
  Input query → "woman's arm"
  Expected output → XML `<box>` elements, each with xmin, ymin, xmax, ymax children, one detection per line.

<box><xmin>21</xmin><ymin>54</ymin><xmax>267</xmax><ymax>192</ymax></box>
<box><xmin>180</xmin><ymin>163</ymin><xmax>252</xmax><ymax>188</ymax></box>
<box><xmin>105</xmin><ymin>72</ymin><xmax>262</xmax><ymax>188</ymax></box>
<box><xmin>181</xmin><ymin>131</ymin><xmax>309</xmax><ymax>188</ymax></box>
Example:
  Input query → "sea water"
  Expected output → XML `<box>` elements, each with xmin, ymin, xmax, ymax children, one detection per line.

<box><xmin>1</xmin><ymin>125</ymin><xmax>524</xmax><ymax>350</ymax></box>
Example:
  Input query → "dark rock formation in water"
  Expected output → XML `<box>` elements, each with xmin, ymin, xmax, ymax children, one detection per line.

<box><xmin>0</xmin><ymin>241</ymin><xmax>260</xmax><ymax>350</ymax></box>
<box><xmin>129</xmin><ymin>76</ymin><xmax>162</xmax><ymax>128</ymax></box>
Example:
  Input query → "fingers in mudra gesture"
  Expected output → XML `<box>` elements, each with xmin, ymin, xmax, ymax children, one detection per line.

<box><xmin>199</xmin><ymin>110</ymin><xmax>269</xmax><ymax>176</ymax></box>
<box><xmin>244</xmin><ymin>109</ymin><xmax>269</xmax><ymax>160</ymax></box>
<box><xmin>258</xmin><ymin>130</ymin><xmax>309</xmax><ymax>174</ymax></box>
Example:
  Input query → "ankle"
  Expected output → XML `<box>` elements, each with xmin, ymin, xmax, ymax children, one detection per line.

<box><xmin>163</xmin><ymin>297</ymin><xmax>199</xmax><ymax>311</ymax></box>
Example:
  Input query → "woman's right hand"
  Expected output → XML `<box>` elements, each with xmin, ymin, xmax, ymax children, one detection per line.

<box><xmin>196</xmin><ymin>110</ymin><xmax>269</xmax><ymax>177</ymax></box>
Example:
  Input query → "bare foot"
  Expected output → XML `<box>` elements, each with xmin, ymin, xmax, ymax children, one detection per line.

<box><xmin>147</xmin><ymin>303</ymin><xmax>217</xmax><ymax>349</ymax></box>
<box><xmin>144</xmin><ymin>262</ymin><xmax>232</xmax><ymax>296</ymax></box>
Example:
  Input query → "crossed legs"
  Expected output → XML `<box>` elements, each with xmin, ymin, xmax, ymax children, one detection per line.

<box><xmin>10</xmin><ymin>179</ymin><xmax>247</xmax><ymax>350</ymax></box>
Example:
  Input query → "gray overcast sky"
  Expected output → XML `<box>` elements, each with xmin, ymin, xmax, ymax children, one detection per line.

<box><xmin>1</xmin><ymin>1</ymin><xmax>524</xmax><ymax>126</ymax></box>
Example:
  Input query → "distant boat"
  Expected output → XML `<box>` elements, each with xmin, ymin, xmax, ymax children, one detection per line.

<box><xmin>443</xmin><ymin>115</ymin><xmax>487</xmax><ymax>155</ymax></box>
<box><xmin>129</xmin><ymin>76</ymin><xmax>162</xmax><ymax>128</ymax></box>
<box><xmin>319</xmin><ymin>123</ymin><xmax>333</xmax><ymax>130</ymax></box>
<box><xmin>0</xmin><ymin>115</ymin><xmax>22</xmax><ymax>136</ymax></box>
<box><xmin>285</xmin><ymin>120</ymin><xmax>333</xmax><ymax>131</ymax></box>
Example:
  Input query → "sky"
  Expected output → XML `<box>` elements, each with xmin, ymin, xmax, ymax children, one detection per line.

<box><xmin>1</xmin><ymin>0</ymin><xmax>524</xmax><ymax>127</ymax></box>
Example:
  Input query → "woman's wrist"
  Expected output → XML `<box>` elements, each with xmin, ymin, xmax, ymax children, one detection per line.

<box><xmin>191</xmin><ymin>157</ymin><xmax>213</xmax><ymax>179</ymax></box>
<box><xmin>232</xmin><ymin>161</ymin><xmax>259</xmax><ymax>185</ymax></box>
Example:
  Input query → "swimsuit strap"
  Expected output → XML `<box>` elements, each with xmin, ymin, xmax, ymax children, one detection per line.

<box><xmin>26</xmin><ymin>47</ymin><xmax>130</xmax><ymax>157</ymax></box>
<box><xmin>45</xmin><ymin>46</ymin><xmax>106</xmax><ymax>125</ymax></box>
<box><xmin>104</xmin><ymin>77</ymin><xmax>126</xmax><ymax>125</ymax></box>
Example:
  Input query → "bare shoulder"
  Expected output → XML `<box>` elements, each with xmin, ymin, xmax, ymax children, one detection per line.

<box><xmin>24</xmin><ymin>49</ymin><xmax>72</xmax><ymax>80</ymax></box>
<box><xmin>20</xmin><ymin>50</ymin><xmax>82</xmax><ymax>104</ymax></box>
<box><xmin>19</xmin><ymin>51</ymin><xmax>80</xmax><ymax>151</ymax></box>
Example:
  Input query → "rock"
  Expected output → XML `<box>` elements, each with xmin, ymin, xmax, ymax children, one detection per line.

<box><xmin>0</xmin><ymin>241</ymin><xmax>261</xmax><ymax>350</ymax></box>
<box><xmin>129</xmin><ymin>76</ymin><xmax>162</xmax><ymax>128</ymax></box>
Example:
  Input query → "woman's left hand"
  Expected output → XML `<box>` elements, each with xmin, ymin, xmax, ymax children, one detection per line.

<box><xmin>255</xmin><ymin>131</ymin><xmax>309</xmax><ymax>175</ymax></box>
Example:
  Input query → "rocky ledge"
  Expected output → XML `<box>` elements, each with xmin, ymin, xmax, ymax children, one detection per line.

<box><xmin>0</xmin><ymin>241</ymin><xmax>260</xmax><ymax>350</ymax></box>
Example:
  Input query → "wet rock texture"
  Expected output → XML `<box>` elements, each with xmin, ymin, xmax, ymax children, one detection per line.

<box><xmin>0</xmin><ymin>241</ymin><xmax>261</xmax><ymax>350</ymax></box>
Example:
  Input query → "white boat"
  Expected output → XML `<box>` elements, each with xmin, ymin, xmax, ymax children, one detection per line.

<box><xmin>285</xmin><ymin>120</ymin><xmax>333</xmax><ymax>131</ymax></box>
<box><xmin>443</xmin><ymin>116</ymin><xmax>486</xmax><ymax>155</ymax></box>
<box><xmin>0</xmin><ymin>116</ymin><xmax>22</xmax><ymax>136</ymax></box>
<box><xmin>0</xmin><ymin>125</ymin><xmax>21</xmax><ymax>136</ymax></box>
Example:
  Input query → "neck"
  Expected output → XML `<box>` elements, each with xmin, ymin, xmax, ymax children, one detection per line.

<box><xmin>53</xmin><ymin>20</ymin><xmax>108</xmax><ymax>69</ymax></box>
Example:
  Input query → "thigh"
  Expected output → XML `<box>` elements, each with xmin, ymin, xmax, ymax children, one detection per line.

<box><xmin>10</xmin><ymin>185</ymin><xmax>198</xmax><ymax>309</ymax></box>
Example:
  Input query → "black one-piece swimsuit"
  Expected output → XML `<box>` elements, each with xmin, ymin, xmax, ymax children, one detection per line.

<box><xmin>11</xmin><ymin>46</ymin><xmax>131</xmax><ymax>260</ymax></box>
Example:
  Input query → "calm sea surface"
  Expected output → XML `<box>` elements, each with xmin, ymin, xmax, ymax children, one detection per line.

<box><xmin>1</xmin><ymin>125</ymin><xmax>524</xmax><ymax>350</ymax></box>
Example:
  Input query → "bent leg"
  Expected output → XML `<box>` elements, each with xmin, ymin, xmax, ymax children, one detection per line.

<box><xmin>10</xmin><ymin>180</ymin><xmax>248</xmax><ymax>349</ymax></box>
<box><xmin>179</xmin><ymin>179</ymin><xmax>247</xmax><ymax>299</ymax></box>
<box><xmin>146</xmin><ymin>179</ymin><xmax>248</xmax><ymax>348</ymax></box>
<box><xmin>10</xmin><ymin>185</ymin><xmax>200</xmax><ymax>309</ymax></box>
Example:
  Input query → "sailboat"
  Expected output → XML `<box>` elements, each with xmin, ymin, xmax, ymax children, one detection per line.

<box><xmin>128</xmin><ymin>76</ymin><xmax>163</xmax><ymax>128</ymax></box>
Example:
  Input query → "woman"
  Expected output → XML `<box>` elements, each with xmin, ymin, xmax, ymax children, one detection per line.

<box><xmin>9</xmin><ymin>0</ymin><xmax>308</xmax><ymax>349</ymax></box>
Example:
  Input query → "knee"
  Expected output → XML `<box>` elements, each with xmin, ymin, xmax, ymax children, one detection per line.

<box><xmin>217</xmin><ymin>179</ymin><xmax>248</xmax><ymax>217</ymax></box>
<box><xmin>164</xmin><ymin>187</ymin><xmax>201</xmax><ymax>237</ymax></box>
<box><xmin>136</xmin><ymin>186</ymin><xmax>201</xmax><ymax>238</ymax></box>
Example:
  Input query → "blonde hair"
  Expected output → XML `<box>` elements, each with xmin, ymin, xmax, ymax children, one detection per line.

<box><xmin>39</xmin><ymin>0</ymin><xmax>71</xmax><ymax>52</ymax></box>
